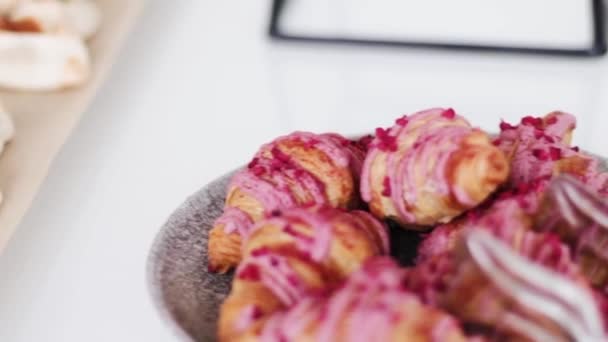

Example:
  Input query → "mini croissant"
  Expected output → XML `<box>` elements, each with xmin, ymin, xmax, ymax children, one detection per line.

<box><xmin>360</xmin><ymin>108</ymin><xmax>509</xmax><ymax>227</ymax></box>
<box><xmin>441</xmin><ymin>230</ymin><xmax>605</xmax><ymax>342</ymax></box>
<box><xmin>208</xmin><ymin>132</ymin><xmax>366</xmax><ymax>273</ymax></box>
<box><xmin>535</xmin><ymin>175</ymin><xmax>608</xmax><ymax>289</ymax></box>
<box><xmin>260</xmin><ymin>258</ymin><xmax>468</xmax><ymax>342</ymax></box>
<box><xmin>218</xmin><ymin>206</ymin><xmax>388</xmax><ymax>341</ymax></box>
<box><xmin>496</xmin><ymin>112</ymin><xmax>608</xmax><ymax>195</ymax></box>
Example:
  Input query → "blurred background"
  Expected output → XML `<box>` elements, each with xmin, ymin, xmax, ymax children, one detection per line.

<box><xmin>1</xmin><ymin>1</ymin><xmax>608</xmax><ymax>341</ymax></box>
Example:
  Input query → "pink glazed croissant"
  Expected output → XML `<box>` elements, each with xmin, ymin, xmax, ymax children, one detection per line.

<box><xmin>360</xmin><ymin>108</ymin><xmax>509</xmax><ymax>227</ymax></box>
<box><xmin>259</xmin><ymin>258</ymin><xmax>468</xmax><ymax>342</ymax></box>
<box><xmin>208</xmin><ymin>132</ymin><xmax>366</xmax><ymax>273</ymax></box>
<box><xmin>217</xmin><ymin>206</ymin><xmax>389</xmax><ymax>341</ymax></box>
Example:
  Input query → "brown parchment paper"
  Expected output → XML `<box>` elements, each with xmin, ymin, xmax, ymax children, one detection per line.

<box><xmin>0</xmin><ymin>1</ymin><xmax>145</xmax><ymax>251</ymax></box>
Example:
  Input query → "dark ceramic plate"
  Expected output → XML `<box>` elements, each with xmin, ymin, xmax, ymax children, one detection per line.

<box><xmin>147</xmin><ymin>155</ymin><xmax>606</xmax><ymax>342</ymax></box>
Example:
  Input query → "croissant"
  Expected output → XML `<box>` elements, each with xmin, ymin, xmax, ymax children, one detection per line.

<box><xmin>439</xmin><ymin>230</ymin><xmax>605</xmax><ymax>341</ymax></box>
<box><xmin>416</xmin><ymin>180</ymin><xmax>541</xmax><ymax>263</ymax></box>
<box><xmin>535</xmin><ymin>175</ymin><xmax>608</xmax><ymax>289</ymax></box>
<box><xmin>218</xmin><ymin>206</ymin><xmax>389</xmax><ymax>341</ymax></box>
<box><xmin>259</xmin><ymin>258</ymin><xmax>468</xmax><ymax>342</ymax></box>
<box><xmin>360</xmin><ymin>108</ymin><xmax>509</xmax><ymax>227</ymax></box>
<box><xmin>495</xmin><ymin>112</ymin><xmax>608</xmax><ymax>195</ymax></box>
<box><xmin>405</xmin><ymin>207</ymin><xmax>588</xmax><ymax>305</ymax></box>
<box><xmin>208</xmin><ymin>132</ymin><xmax>366</xmax><ymax>273</ymax></box>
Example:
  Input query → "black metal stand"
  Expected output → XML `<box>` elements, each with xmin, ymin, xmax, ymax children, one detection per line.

<box><xmin>269</xmin><ymin>0</ymin><xmax>606</xmax><ymax>57</ymax></box>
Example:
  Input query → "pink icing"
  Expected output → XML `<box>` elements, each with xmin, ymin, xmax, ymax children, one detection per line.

<box><xmin>543</xmin><ymin>112</ymin><xmax>576</xmax><ymax>139</ymax></box>
<box><xmin>236</xmin><ymin>250</ymin><xmax>307</xmax><ymax>307</ymax></box>
<box><xmin>497</xmin><ymin>113</ymin><xmax>608</xmax><ymax>196</ymax></box>
<box><xmin>215</xmin><ymin>207</ymin><xmax>254</xmax><ymax>236</ymax></box>
<box><xmin>247</xmin><ymin>207</ymin><xmax>389</xmax><ymax>262</ymax></box>
<box><xmin>234</xmin><ymin>207</ymin><xmax>389</xmax><ymax>335</ymax></box>
<box><xmin>220</xmin><ymin>131</ymin><xmax>365</xmax><ymax>236</ymax></box>
<box><xmin>261</xmin><ymin>258</ymin><xmax>463</xmax><ymax>341</ymax></box>
<box><xmin>361</xmin><ymin>108</ymin><xmax>476</xmax><ymax>223</ymax></box>
<box><xmin>234</xmin><ymin>304</ymin><xmax>263</xmax><ymax>332</ymax></box>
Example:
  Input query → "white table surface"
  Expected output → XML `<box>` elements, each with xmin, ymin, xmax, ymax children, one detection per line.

<box><xmin>1</xmin><ymin>1</ymin><xmax>608</xmax><ymax>341</ymax></box>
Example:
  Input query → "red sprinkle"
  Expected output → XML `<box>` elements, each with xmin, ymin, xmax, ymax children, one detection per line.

<box><xmin>546</xmin><ymin>116</ymin><xmax>558</xmax><ymax>125</ymax></box>
<box><xmin>287</xmin><ymin>275</ymin><xmax>300</xmax><ymax>286</ymax></box>
<box><xmin>247</xmin><ymin>157</ymin><xmax>259</xmax><ymax>169</ymax></box>
<box><xmin>532</xmin><ymin>149</ymin><xmax>549</xmax><ymax>161</ymax></box>
<box><xmin>381</xmin><ymin>177</ymin><xmax>392</xmax><ymax>196</ymax></box>
<box><xmin>534</xmin><ymin>130</ymin><xmax>544</xmax><ymax>139</ymax></box>
<box><xmin>521</xmin><ymin>116</ymin><xmax>544</xmax><ymax>129</ymax></box>
<box><xmin>357</xmin><ymin>135</ymin><xmax>374</xmax><ymax>150</ymax></box>
<box><xmin>549</xmin><ymin>147</ymin><xmax>562</xmax><ymax>161</ymax></box>
<box><xmin>374</xmin><ymin>127</ymin><xmax>398</xmax><ymax>152</ymax></box>
<box><xmin>251</xmin><ymin>247</ymin><xmax>271</xmax><ymax>256</ymax></box>
<box><xmin>271</xmin><ymin>147</ymin><xmax>291</xmax><ymax>163</ymax></box>
<box><xmin>269</xmin><ymin>257</ymin><xmax>279</xmax><ymax>267</ymax></box>
<box><xmin>492</xmin><ymin>138</ymin><xmax>502</xmax><ymax>146</ymax></box>
<box><xmin>251</xmin><ymin>165</ymin><xmax>265</xmax><ymax>176</ymax></box>
<box><xmin>441</xmin><ymin>108</ymin><xmax>456</xmax><ymax>119</ymax></box>
<box><xmin>395</xmin><ymin>115</ymin><xmax>409</xmax><ymax>126</ymax></box>
<box><xmin>499</xmin><ymin>120</ymin><xmax>516</xmax><ymax>131</ymax></box>
<box><xmin>238</xmin><ymin>264</ymin><xmax>261</xmax><ymax>281</ymax></box>
<box><xmin>251</xmin><ymin>306</ymin><xmax>263</xmax><ymax>320</ymax></box>
<box><xmin>544</xmin><ymin>135</ymin><xmax>555</xmax><ymax>143</ymax></box>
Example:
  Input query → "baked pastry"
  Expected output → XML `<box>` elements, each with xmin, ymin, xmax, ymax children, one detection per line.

<box><xmin>259</xmin><ymin>258</ymin><xmax>468</xmax><ymax>342</ymax></box>
<box><xmin>1</xmin><ymin>0</ymin><xmax>100</xmax><ymax>39</ymax></box>
<box><xmin>360</xmin><ymin>108</ymin><xmax>509</xmax><ymax>227</ymax></box>
<box><xmin>208</xmin><ymin>132</ymin><xmax>366</xmax><ymax>273</ymax></box>
<box><xmin>535</xmin><ymin>175</ymin><xmax>608</xmax><ymax>289</ymax></box>
<box><xmin>0</xmin><ymin>0</ymin><xmax>100</xmax><ymax>91</ymax></box>
<box><xmin>496</xmin><ymin>112</ymin><xmax>608</xmax><ymax>195</ymax></box>
<box><xmin>416</xmin><ymin>182</ymin><xmax>539</xmax><ymax>263</ymax></box>
<box><xmin>218</xmin><ymin>206</ymin><xmax>388</xmax><ymax>341</ymax></box>
<box><xmin>440</xmin><ymin>230</ymin><xmax>605</xmax><ymax>341</ymax></box>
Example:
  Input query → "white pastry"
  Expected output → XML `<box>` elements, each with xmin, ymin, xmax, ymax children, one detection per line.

<box><xmin>0</xmin><ymin>32</ymin><xmax>90</xmax><ymax>91</ymax></box>
<box><xmin>5</xmin><ymin>0</ymin><xmax>101</xmax><ymax>40</ymax></box>
<box><xmin>62</xmin><ymin>0</ymin><xmax>101</xmax><ymax>40</ymax></box>
<box><xmin>8</xmin><ymin>0</ymin><xmax>65</xmax><ymax>33</ymax></box>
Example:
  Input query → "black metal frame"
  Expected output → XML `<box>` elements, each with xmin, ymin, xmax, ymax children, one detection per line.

<box><xmin>268</xmin><ymin>0</ymin><xmax>606</xmax><ymax>57</ymax></box>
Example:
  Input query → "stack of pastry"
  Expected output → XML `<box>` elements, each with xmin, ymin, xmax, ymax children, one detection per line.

<box><xmin>0</xmin><ymin>0</ymin><xmax>101</xmax><ymax>91</ymax></box>
<box><xmin>208</xmin><ymin>108</ymin><xmax>608</xmax><ymax>341</ymax></box>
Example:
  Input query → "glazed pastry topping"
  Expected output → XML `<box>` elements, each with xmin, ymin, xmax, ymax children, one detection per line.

<box><xmin>361</xmin><ymin>108</ymin><xmax>508</xmax><ymax>226</ymax></box>
<box><xmin>218</xmin><ymin>206</ymin><xmax>389</xmax><ymax>340</ymax></box>
<box><xmin>236</xmin><ymin>248</ymin><xmax>310</xmax><ymax>307</ymax></box>
<box><xmin>248</xmin><ymin>207</ymin><xmax>389</xmax><ymax>263</ymax></box>
<box><xmin>215</xmin><ymin>207</ymin><xmax>254</xmax><ymax>237</ymax></box>
<box><xmin>224</xmin><ymin>131</ymin><xmax>365</xmax><ymax>236</ymax></box>
<box><xmin>260</xmin><ymin>258</ymin><xmax>467</xmax><ymax>342</ymax></box>
<box><xmin>496</xmin><ymin>112</ymin><xmax>608</xmax><ymax>195</ymax></box>
<box><xmin>536</xmin><ymin>175</ymin><xmax>608</xmax><ymax>288</ymax></box>
<box><xmin>443</xmin><ymin>230</ymin><xmax>605</xmax><ymax>342</ymax></box>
